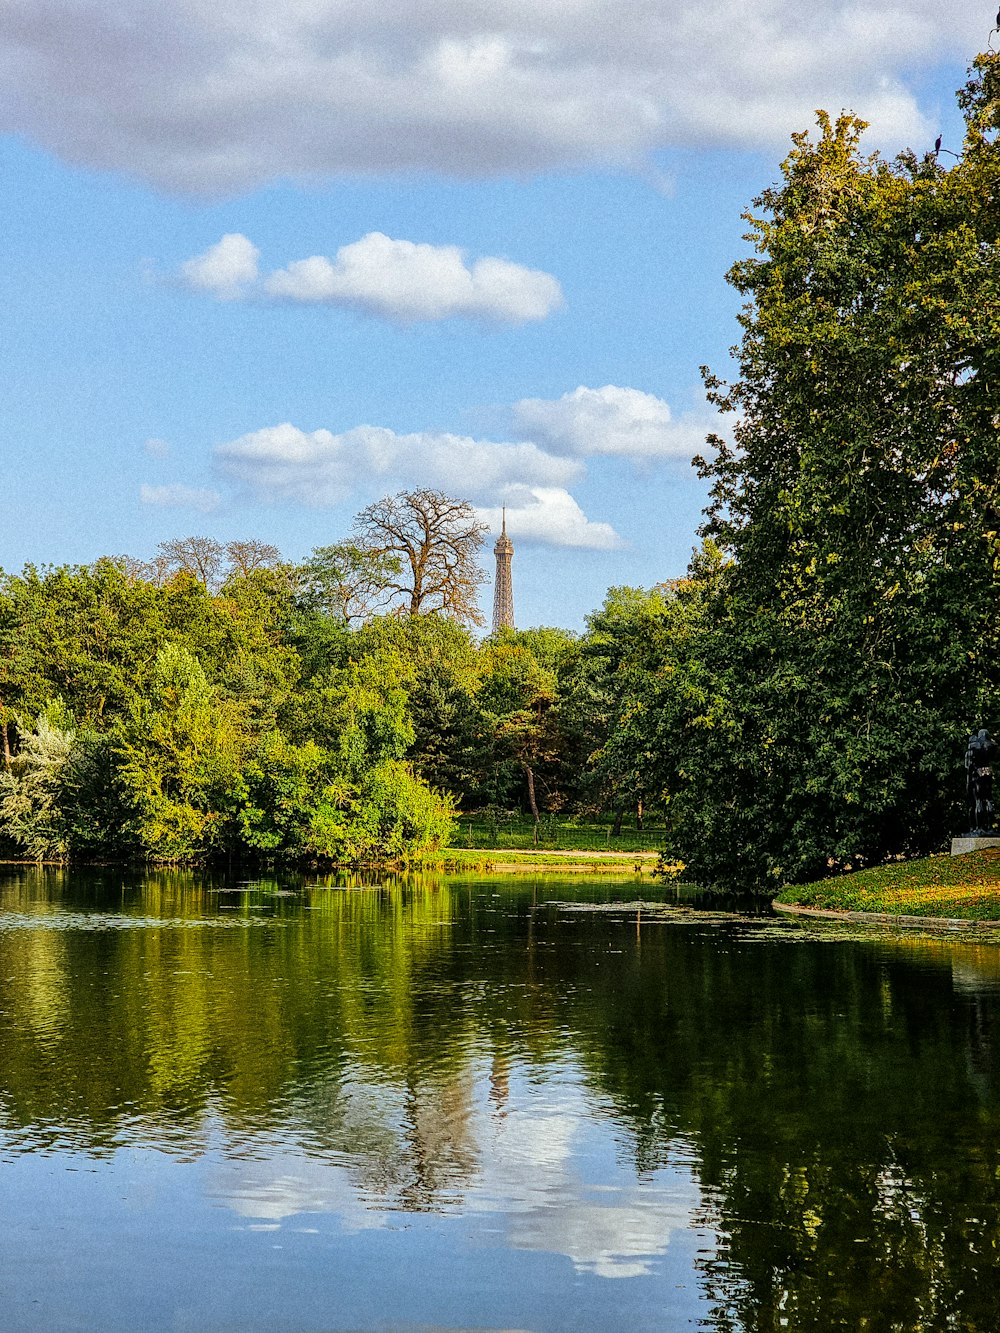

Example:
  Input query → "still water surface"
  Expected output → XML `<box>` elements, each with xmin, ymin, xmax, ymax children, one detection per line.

<box><xmin>0</xmin><ymin>868</ymin><xmax>998</xmax><ymax>1331</ymax></box>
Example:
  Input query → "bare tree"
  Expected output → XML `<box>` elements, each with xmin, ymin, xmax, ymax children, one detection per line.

<box><xmin>315</xmin><ymin>490</ymin><xmax>487</xmax><ymax>624</ymax></box>
<box><xmin>152</xmin><ymin>537</ymin><xmax>283</xmax><ymax>592</ymax></box>
<box><xmin>224</xmin><ymin>539</ymin><xmax>282</xmax><ymax>579</ymax></box>
<box><xmin>156</xmin><ymin>536</ymin><xmax>226</xmax><ymax>591</ymax></box>
<box><xmin>137</xmin><ymin>552</ymin><xmax>175</xmax><ymax>588</ymax></box>
<box><xmin>103</xmin><ymin>554</ymin><xmax>156</xmax><ymax>584</ymax></box>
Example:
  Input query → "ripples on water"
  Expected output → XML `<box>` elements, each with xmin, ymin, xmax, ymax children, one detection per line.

<box><xmin>0</xmin><ymin>868</ymin><xmax>999</xmax><ymax>1331</ymax></box>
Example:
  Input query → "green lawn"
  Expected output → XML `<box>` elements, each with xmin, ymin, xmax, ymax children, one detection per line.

<box><xmin>452</xmin><ymin>814</ymin><xmax>665</xmax><ymax>853</ymax></box>
<box><xmin>775</xmin><ymin>850</ymin><xmax>1000</xmax><ymax>921</ymax></box>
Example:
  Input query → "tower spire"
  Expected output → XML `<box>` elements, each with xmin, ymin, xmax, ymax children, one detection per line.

<box><xmin>492</xmin><ymin>510</ymin><xmax>514</xmax><ymax>633</ymax></box>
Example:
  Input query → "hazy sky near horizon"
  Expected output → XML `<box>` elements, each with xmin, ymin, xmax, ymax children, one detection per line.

<box><xmin>0</xmin><ymin>1</ymin><xmax>987</xmax><ymax>627</ymax></box>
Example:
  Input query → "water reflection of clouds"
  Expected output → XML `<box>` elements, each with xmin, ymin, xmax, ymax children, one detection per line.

<box><xmin>476</xmin><ymin>1092</ymin><xmax>697</xmax><ymax>1279</ymax></box>
<box><xmin>209</xmin><ymin>1063</ymin><xmax>701</xmax><ymax>1280</ymax></box>
<box><xmin>509</xmin><ymin>1197</ymin><xmax>690</xmax><ymax>1279</ymax></box>
<box><xmin>212</xmin><ymin>1150</ymin><xmax>389</xmax><ymax>1232</ymax></box>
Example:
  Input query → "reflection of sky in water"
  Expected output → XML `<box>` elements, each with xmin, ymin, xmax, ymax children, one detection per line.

<box><xmin>208</xmin><ymin>1060</ymin><xmax>704</xmax><ymax>1282</ymax></box>
<box><xmin>0</xmin><ymin>1067</ymin><xmax>711</xmax><ymax>1332</ymax></box>
<box><xmin>4</xmin><ymin>871</ymin><xmax>999</xmax><ymax>1330</ymax></box>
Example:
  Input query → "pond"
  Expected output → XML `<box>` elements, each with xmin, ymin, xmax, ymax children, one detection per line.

<box><xmin>0</xmin><ymin>867</ymin><xmax>998</xmax><ymax>1331</ymax></box>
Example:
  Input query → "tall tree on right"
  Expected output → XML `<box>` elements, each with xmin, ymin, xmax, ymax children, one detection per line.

<box><xmin>657</xmin><ymin>53</ymin><xmax>1000</xmax><ymax>889</ymax></box>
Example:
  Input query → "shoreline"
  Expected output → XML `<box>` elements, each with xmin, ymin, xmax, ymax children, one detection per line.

<box><xmin>0</xmin><ymin>848</ymin><xmax>662</xmax><ymax>876</ymax></box>
<box><xmin>773</xmin><ymin>900</ymin><xmax>1000</xmax><ymax>931</ymax></box>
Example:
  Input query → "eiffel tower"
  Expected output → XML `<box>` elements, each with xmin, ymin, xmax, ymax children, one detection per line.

<box><xmin>492</xmin><ymin>508</ymin><xmax>514</xmax><ymax>633</ymax></box>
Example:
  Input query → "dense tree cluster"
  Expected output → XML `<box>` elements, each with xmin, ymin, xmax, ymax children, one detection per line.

<box><xmin>589</xmin><ymin>53</ymin><xmax>1000</xmax><ymax>890</ymax></box>
<box><xmin>0</xmin><ymin>476</ymin><xmax>643</xmax><ymax>864</ymax></box>
<box><xmin>0</xmin><ymin>497</ymin><xmax>682</xmax><ymax>863</ymax></box>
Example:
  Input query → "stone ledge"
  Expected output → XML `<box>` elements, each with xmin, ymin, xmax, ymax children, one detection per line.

<box><xmin>951</xmin><ymin>836</ymin><xmax>1000</xmax><ymax>856</ymax></box>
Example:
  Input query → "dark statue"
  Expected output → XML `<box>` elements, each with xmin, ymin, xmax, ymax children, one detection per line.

<box><xmin>965</xmin><ymin>728</ymin><xmax>999</xmax><ymax>834</ymax></box>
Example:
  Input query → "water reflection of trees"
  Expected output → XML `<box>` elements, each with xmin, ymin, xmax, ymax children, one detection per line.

<box><xmin>1</xmin><ymin>869</ymin><xmax>999</xmax><ymax>1327</ymax></box>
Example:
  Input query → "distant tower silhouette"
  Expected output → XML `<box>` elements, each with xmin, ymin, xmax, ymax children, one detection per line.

<box><xmin>492</xmin><ymin>509</ymin><xmax>514</xmax><ymax>633</ymax></box>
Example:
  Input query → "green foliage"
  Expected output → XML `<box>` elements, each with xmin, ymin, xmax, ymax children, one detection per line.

<box><xmin>299</xmin><ymin>540</ymin><xmax>403</xmax><ymax>624</ymax></box>
<box><xmin>308</xmin><ymin>759</ymin><xmax>455</xmax><ymax>861</ymax></box>
<box><xmin>565</xmin><ymin>584</ymin><xmax>674</xmax><ymax>815</ymax></box>
<box><xmin>237</xmin><ymin>731</ymin><xmax>333</xmax><ymax>854</ymax></box>
<box><xmin>22</xmin><ymin>43</ymin><xmax>1000</xmax><ymax>885</ymax></box>
<box><xmin>113</xmin><ymin>644</ymin><xmax>248</xmax><ymax>861</ymax></box>
<box><xmin>0</xmin><ymin>705</ymin><xmax>77</xmax><ymax>860</ymax></box>
<box><xmin>631</xmin><ymin>55</ymin><xmax>1000</xmax><ymax>891</ymax></box>
<box><xmin>474</xmin><ymin>633</ymin><xmax>563</xmax><ymax>814</ymax></box>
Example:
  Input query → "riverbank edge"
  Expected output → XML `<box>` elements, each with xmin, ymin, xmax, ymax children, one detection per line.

<box><xmin>0</xmin><ymin>849</ymin><xmax>661</xmax><ymax>875</ymax></box>
<box><xmin>772</xmin><ymin>901</ymin><xmax>1000</xmax><ymax>931</ymax></box>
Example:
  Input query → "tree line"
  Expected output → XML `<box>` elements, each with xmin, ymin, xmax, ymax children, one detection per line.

<box><xmin>0</xmin><ymin>490</ymin><xmax>650</xmax><ymax>866</ymax></box>
<box><xmin>2</xmin><ymin>54</ymin><xmax>998</xmax><ymax>886</ymax></box>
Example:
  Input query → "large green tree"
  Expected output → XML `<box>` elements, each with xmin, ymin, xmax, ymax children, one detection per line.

<box><xmin>647</xmin><ymin>54</ymin><xmax>1000</xmax><ymax>890</ymax></box>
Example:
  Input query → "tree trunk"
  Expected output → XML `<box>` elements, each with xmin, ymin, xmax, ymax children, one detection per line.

<box><xmin>636</xmin><ymin>798</ymin><xmax>644</xmax><ymax>831</ymax></box>
<box><xmin>611</xmin><ymin>809</ymin><xmax>623</xmax><ymax>837</ymax></box>
<box><xmin>523</xmin><ymin>764</ymin><xmax>539</xmax><ymax>823</ymax></box>
<box><xmin>1</xmin><ymin>721</ymin><xmax>10</xmax><ymax>770</ymax></box>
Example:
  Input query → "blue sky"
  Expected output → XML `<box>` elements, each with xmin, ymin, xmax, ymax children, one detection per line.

<box><xmin>0</xmin><ymin>1</ymin><xmax>985</xmax><ymax>628</ymax></box>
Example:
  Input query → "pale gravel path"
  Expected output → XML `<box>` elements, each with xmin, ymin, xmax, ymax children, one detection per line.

<box><xmin>461</xmin><ymin>847</ymin><xmax>660</xmax><ymax>860</ymax></box>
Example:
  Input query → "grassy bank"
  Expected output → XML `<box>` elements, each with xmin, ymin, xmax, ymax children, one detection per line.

<box><xmin>453</xmin><ymin>814</ymin><xmax>664</xmax><ymax>853</ymax></box>
<box><xmin>774</xmin><ymin>850</ymin><xmax>1000</xmax><ymax>921</ymax></box>
<box><xmin>429</xmin><ymin>847</ymin><xmax>659</xmax><ymax>873</ymax></box>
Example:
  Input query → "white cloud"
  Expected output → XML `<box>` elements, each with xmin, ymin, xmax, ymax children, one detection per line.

<box><xmin>144</xmin><ymin>437</ymin><xmax>171</xmax><ymax>457</ymax></box>
<box><xmin>215</xmin><ymin>423</ymin><xmax>582</xmax><ymax>507</ymax></box>
<box><xmin>265</xmin><ymin>233</ymin><xmax>562</xmax><ymax>323</ymax></box>
<box><xmin>215</xmin><ymin>421</ymin><xmax>621</xmax><ymax>547</ymax></box>
<box><xmin>182</xmin><ymin>231</ymin><xmax>562</xmax><ymax>324</ymax></box>
<box><xmin>0</xmin><ymin>1</ymin><xmax>972</xmax><ymax>193</ymax></box>
<box><xmin>514</xmin><ymin>385</ymin><xmax>709</xmax><ymax>461</ymax></box>
<box><xmin>180</xmin><ymin>233</ymin><xmax>260</xmax><ymax>298</ymax></box>
<box><xmin>140</xmin><ymin>483</ymin><xmax>221</xmax><ymax>512</ymax></box>
<box><xmin>478</xmin><ymin>487</ymin><xmax>622</xmax><ymax>550</ymax></box>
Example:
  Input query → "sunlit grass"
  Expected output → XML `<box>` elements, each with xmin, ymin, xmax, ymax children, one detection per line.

<box><xmin>427</xmin><ymin>847</ymin><xmax>658</xmax><ymax>872</ymax></box>
<box><xmin>776</xmin><ymin>850</ymin><xmax>1000</xmax><ymax>920</ymax></box>
<box><xmin>453</xmin><ymin>814</ymin><xmax>664</xmax><ymax>853</ymax></box>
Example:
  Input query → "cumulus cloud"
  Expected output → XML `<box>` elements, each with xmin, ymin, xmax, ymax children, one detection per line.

<box><xmin>0</xmin><ymin>1</ymin><xmax>972</xmax><ymax>193</ymax></box>
<box><xmin>210</xmin><ymin>385</ymin><xmax>713</xmax><ymax>545</ymax></box>
<box><xmin>478</xmin><ymin>487</ymin><xmax>623</xmax><ymax>550</ymax></box>
<box><xmin>143</xmin><ymin>437</ymin><xmax>171</xmax><ymax>457</ymax></box>
<box><xmin>513</xmin><ymin>385</ymin><xmax>709</xmax><ymax>461</ymax></box>
<box><xmin>215</xmin><ymin>423</ymin><xmax>582</xmax><ymax>508</ymax></box>
<box><xmin>214</xmin><ymin>421</ymin><xmax>621</xmax><ymax>547</ymax></box>
<box><xmin>181</xmin><ymin>231</ymin><xmax>562</xmax><ymax>323</ymax></box>
<box><xmin>180</xmin><ymin>232</ymin><xmax>260</xmax><ymax>298</ymax></box>
<box><xmin>140</xmin><ymin>483</ymin><xmax>221</xmax><ymax>512</ymax></box>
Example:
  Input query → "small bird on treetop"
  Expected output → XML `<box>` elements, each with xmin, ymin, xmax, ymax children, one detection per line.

<box><xmin>934</xmin><ymin>135</ymin><xmax>942</xmax><ymax>153</ymax></box>
<box><xmin>996</xmin><ymin>6</ymin><xmax>1000</xmax><ymax>27</ymax></box>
